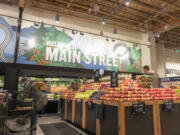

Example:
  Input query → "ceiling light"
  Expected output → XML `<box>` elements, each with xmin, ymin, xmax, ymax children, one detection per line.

<box><xmin>156</xmin><ymin>34</ymin><xmax>160</xmax><ymax>38</ymax></box>
<box><xmin>72</xmin><ymin>30</ymin><xmax>76</xmax><ymax>35</ymax></box>
<box><xmin>100</xmin><ymin>31</ymin><xmax>103</xmax><ymax>36</ymax></box>
<box><xmin>102</xmin><ymin>18</ymin><xmax>105</xmax><ymax>25</ymax></box>
<box><xmin>114</xmin><ymin>27</ymin><xmax>117</xmax><ymax>34</ymax></box>
<box><xmin>93</xmin><ymin>4</ymin><xmax>100</xmax><ymax>14</ymax></box>
<box><xmin>124</xmin><ymin>0</ymin><xmax>131</xmax><ymax>7</ymax></box>
<box><xmin>148</xmin><ymin>35</ymin><xmax>151</xmax><ymax>45</ymax></box>
<box><xmin>161</xmin><ymin>3</ymin><xmax>166</xmax><ymax>11</ymax></box>
<box><xmin>67</xmin><ymin>3</ymin><xmax>71</xmax><ymax>8</ymax></box>
<box><xmin>55</xmin><ymin>14</ymin><xmax>59</xmax><ymax>24</ymax></box>
<box><xmin>34</xmin><ymin>22</ymin><xmax>39</xmax><ymax>27</ymax></box>
<box><xmin>88</xmin><ymin>7</ymin><xmax>92</xmax><ymax>13</ymax></box>
<box><xmin>106</xmin><ymin>38</ymin><xmax>109</xmax><ymax>41</ymax></box>
<box><xmin>112</xmin><ymin>39</ymin><xmax>115</xmax><ymax>42</ymax></box>
<box><xmin>164</xmin><ymin>25</ymin><xmax>169</xmax><ymax>30</ymax></box>
<box><xmin>80</xmin><ymin>32</ymin><xmax>84</xmax><ymax>35</ymax></box>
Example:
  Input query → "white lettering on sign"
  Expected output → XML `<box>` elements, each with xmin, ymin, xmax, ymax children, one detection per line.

<box><xmin>46</xmin><ymin>47</ymin><xmax>58</xmax><ymax>61</ymax></box>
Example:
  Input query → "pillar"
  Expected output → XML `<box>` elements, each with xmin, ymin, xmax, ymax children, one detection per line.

<box><xmin>149</xmin><ymin>32</ymin><xmax>158</xmax><ymax>73</ymax></box>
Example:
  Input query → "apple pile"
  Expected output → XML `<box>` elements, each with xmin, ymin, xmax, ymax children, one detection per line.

<box><xmin>136</xmin><ymin>75</ymin><xmax>152</xmax><ymax>88</ymax></box>
<box><xmin>119</xmin><ymin>78</ymin><xmax>138</xmax><ymax>89</ymax></box>
<box><xmin>100</xmin><ymin>83</ymin><xmax>110</xmax><ymax>90</ymax></box>
<box><xmin>100</xmin><ymin>87</ymin><xmax>153</xmax><ymax>102</ymax></box>
<box><xmin>146</xmin><ymin>88</ymin><xmax>180</xmax><ymax>100</ymax></box>
<box><xmin>84</xmin><ymin>83</ymin><xmax>101</xmax><ymax>90</ymax></box>
<box><xmin>62</xmin><ymin>89</ymin><xmax>78</xmax><ymax>99</ymax></box>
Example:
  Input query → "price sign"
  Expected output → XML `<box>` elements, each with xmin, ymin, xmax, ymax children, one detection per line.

<box><xmin>67</xmin><ymin>99</ymin><xmax>71</xmax><ymax>105</ymax></box>
<box><xmin>131</xmin><ymin>101</ymin><xmax>146</xmax><ymax>115</ymax></box>
<box><xmin>73</xmin><ymin>81</ymin><xmax>78</xmax><ymax>90</ymax></box>
<box><xmin>87</xmin><ymin>101</ymin><xmax>93</xmax><ymax>110</ymax></box>
<box><xmin>96</xmin><ymin>103</ymin><xmax>104</xmax><ymax>120</ymax></box>
<box><xmin>111</xmin><ymin>72</ymin><xmax>118</xmax><ymax>87</ymax></box>
<box><xmin>163</xmin><ymin>100</ymin><xmax>174</xmax><ymax>112</ymax></box>
<box><xmin>94</xmin><ymin>69</ymin><xmax>100</xmax><ymax>82</ymax></box>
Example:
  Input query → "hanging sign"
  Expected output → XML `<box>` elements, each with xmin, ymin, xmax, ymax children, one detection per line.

<box><xmin>94</xmin><ymin>69</ymin><xmax>100</xmax><ymax>82</ymax></box>
<box><xmin>111</xmin><ymin>72</ymin><xmax>118</xmax><ymax>87</ymax></box>
<box><xmin>16</xmin><ymin>22</ymin><xmax>142</xmax><ymax>72</ymax></box>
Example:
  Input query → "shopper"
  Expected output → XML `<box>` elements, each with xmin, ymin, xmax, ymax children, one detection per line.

<box><xmin>24</xmin><ymin>81</ymin><xmax>48</xmax><ymax>126</ymax></box>
<box><xmin>143</xmin><ymin>65</ymin><xmax>160</xmax><ymax>88</ymax></box>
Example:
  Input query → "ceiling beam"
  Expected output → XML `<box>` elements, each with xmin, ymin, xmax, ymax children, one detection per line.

<box><xmin>87</xmin><ymin>0</ymin><xmax>148</xmax><ymax>21</ymax></box>
<box><xmin>106</xmin><ymin>0</ymin><xmax>167</xmax><ymax>24</ymax></box>
<box><xmin>131</xmin><ymin>0</ymin><xmax>180</xmax><ymax>20</ymax></box>
<box><xmin>153</xmin><ymin>19</ymin><xmax>180</xmax><ymax>34</ymax></box>
<box><xmin>60</xmin><ymin>0</ymin><xmax>145</xmax><ymax>25</ymax></box>
<box><xmin>156</xmin><ymin>39</ymin><xmax>180</xmax><ymax>45</ymax></box>
<box><xmin>31</xmin><ymin>1</ymin><xmax>144</xmax><ymax>32</ymax></box>
<box><xmin>160</xmin><ymin>0</ymin><xmax>180</xmax><ymax>11</ymax></box>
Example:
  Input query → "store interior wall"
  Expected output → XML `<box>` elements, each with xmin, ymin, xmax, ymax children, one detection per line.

<box><xmin>156</xmin><ymin>44</ymin><xmax>180</xmax><ymax>78</ymax></box>
<box><xmin>0</xmin><ymin>1</ymin><xmax>153</xmax><ymax>91</ymax></box>
<box><xmin>0</xmin><ymin>1</ymin><xmax>151</xmax><ymax>68</ymax></box>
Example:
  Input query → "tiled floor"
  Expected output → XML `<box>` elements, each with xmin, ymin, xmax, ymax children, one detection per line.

<box><xmin>36</xmin><ymin>114</ymin><xmax>87</xmax><ymax>135</ymax></box>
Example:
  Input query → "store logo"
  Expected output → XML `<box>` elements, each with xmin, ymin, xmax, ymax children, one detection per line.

<box><xmin>166</xmin><ymin>69</ymin><xmax>180</xmax><ymax>75</ymax></box>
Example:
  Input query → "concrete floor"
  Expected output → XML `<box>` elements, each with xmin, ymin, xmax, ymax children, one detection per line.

<box><xmin>36</xmin><ymin>114</ymin><xmax>87</xmax><ymax>135</ymax></box>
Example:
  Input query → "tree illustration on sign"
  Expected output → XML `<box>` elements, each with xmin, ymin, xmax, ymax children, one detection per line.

<box><xmin>23</xmin><ymin>23</ymin><xmax>71</xmax><ymax>65</ymax></box>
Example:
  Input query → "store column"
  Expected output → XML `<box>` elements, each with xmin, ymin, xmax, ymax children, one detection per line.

<box><xmin>4</xmin><ymin>66</ymin><xmax>18</xmax><ymax>93</ymax></box>
<box><xmin>149</xmin><ymin>32</ymin><xmax>158</xmax><ymax>73</ymax></box>
<box><xmin>156</xmin><ymin>44</ymin><xmax>166</xmax><ymax>78</ymax></box>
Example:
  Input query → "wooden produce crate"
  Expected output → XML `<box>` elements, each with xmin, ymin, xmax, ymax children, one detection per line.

<box><xmin>100</xmin><ymin>101</ymin><xmax>119</xmax><ymax>135</ymax></box>
<box><xmin>84</xmin><ymin>100</ymin><xmax>97</xmax><ymax>135</ymax></box>
<box><xmin>67</xmin><ymin>99</ymin><xmax>72</xmax><ymax>123</ymax></box>
<box><xmin>59</xmin><ymin>98</ymin><xmax>65</xmax><ymax>119</ymax></box>
<box><xmin>74</xmin><ymin>99</ymin><xmax>82</xmax><ymax>128</ymax></box>
<box><xmin>121</xmin><ymin>101</ymin><xmax>157</xmax><ymax>135</ymax></box>
<box><xmin>157</xmin><ymin>100</ymin><xmax>180</xmax><ymax>135</ymax></box>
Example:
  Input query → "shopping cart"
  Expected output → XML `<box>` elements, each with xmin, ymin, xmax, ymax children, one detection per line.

<box><xmin>4</xmin><ymin>99</ymin><xmax>36</xmax><ymax>135</ymax></box>
<box><xmin>0</xmin><ymin>90</ymin><xmax>8</xmax><ymax>135</ymax></box>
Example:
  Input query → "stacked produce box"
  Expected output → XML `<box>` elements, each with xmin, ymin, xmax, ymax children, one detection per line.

<box><xmin>136</xmin><ymin>75</ymin><xmax>152</xmax><ymax>88</ymax></box>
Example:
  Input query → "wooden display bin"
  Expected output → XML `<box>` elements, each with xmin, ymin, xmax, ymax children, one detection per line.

<box><xmin>66</xmin><ymin>99</ymin><xmax>72</xmax><ymax>123</ymax></box>
<box><xmin>74</xmin><ymin>99</ymin><xmax>82</xmax><ymax>128</ymax></box>
<box><xmin>59</xmin><ymin>98</ymin><xmax>65</xmax><ymax>119</ymax></box>
<box><xmin>122</xmin><ymin>101</ymin><xmax>156</xmax><ymax>135</ymax></box>
<box><xmin>100</xmin><ymin>101</ymin><xmax>119</xmax><ymax>135</ymax></box>
<box><xmin>62</xmin><ymin>98</ymin><xmax>159</xmax><ymax>135</ymax></box>
<box><xmin>157</xmin><ymin>100</ymin><xmax>180</xmax><ymax>135</ymax></box>
<box><xmin>83</xmin><ymin>100</ymin><xmax>97</xmax><ymax>135</ymax></box>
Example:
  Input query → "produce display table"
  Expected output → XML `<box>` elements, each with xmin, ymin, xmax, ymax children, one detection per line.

<box><xmin>60</xmin><ymin>98</ymin><xmax>180</xmax><ymax>135</ymax></box>
<box><xmin>157</xmin><ymin>100</ymin><xmax>180</xmax><ymax>135</ymax></box>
